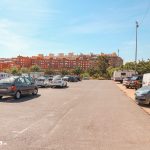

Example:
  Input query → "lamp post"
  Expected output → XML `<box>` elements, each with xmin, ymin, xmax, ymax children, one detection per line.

<box><xmin>118</xmin><ymin>49</ymin><xmax>120</xmax><ymax>57</ymax></box>
<box><xmin>135</xmin><ymin>21</ymin><xmax>139</xmax><ymax>74</ymax></box>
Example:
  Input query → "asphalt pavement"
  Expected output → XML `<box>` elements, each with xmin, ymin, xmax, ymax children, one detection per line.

<box><xmin>0</xmin><ymin>80</ymin><xmax>150</xmax><ymax>150</ymax></box>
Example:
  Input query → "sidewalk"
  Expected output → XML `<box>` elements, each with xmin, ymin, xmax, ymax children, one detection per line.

<box><xmin>116</xmin><ymin>82</ymin><xmax>150</xmax><ymax>115</ymax></box>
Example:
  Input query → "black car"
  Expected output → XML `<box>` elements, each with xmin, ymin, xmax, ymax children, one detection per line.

<box><xmin>74</xmin><ymin>76</ymin><xmax>82</xmax><ymax>81</ymax></box>
<box><xmin>0</xmin><ymin>76</ymin><xmax>38</xmax><ymax>99</ymax></box>
<box><xmin>68</xmin><ymin>76</ymin><xmax>78</xmax><ymax>82</ymax></box>
<box><xmin>62</xmin><ymin>76</ymin><xmax>78</xmax><ymax>82</ymax></box>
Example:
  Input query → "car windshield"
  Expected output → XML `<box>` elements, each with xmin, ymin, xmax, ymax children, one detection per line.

<box><xmin>131</xmin><ymin>76</ymin><xmax>138</xmax><ymax>80</ymax></box>
<box><xmin>53</xmin><ymin>75</ymin><xmax>61</xmax><ymax>80</ymax></box>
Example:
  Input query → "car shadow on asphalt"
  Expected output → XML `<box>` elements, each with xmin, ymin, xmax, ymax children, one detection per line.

<box><xmin>0</xmin><ymin>94</ymin><xmax>41</xmax><ymax>103</ymax></box>
<box><xmin>51</xmin><ymin>86</ymin><xmax>69</xmax><ymax>89</ymax></box>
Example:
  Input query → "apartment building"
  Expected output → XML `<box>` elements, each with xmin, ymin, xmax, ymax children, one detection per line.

<box><xmin>101</xmin><ymin>52</ymin><xmax>123</xmax><ymax>67</ymax></box>
<box><xmin>0</xmin><ymin>53</ymin><xmax>123</xmax><ymax>71</ymax></box>
<box><xmin>0</xmin><ymin>61</ymin><xmax>15</xmax><ymax>71</ymax></box>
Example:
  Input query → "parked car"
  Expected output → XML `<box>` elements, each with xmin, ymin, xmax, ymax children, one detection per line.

<box><xmin>135</xmin><ymin>86</ymin><xmax>150</xmax><ymax>105</ymax></box>
<box><xmin>113</xmin><ymin>70</ymin><xmax>137</xmax><ymax>83</ymax></box>
<box><xmin>62</xmin><ymin>75</ymin><xmax>71</xmax><ymax>82</ymax></box>
<box><xmin>123</xmin><ymin>77</ymin><xmax>132</xmax><ymax>86</ymax></box>
<box><xmin>48</xmin><ymin>75</ymin><xmax>54</xmax><ymax>81</ymax></box>
<box><xmin>74</xmin><ymin>76</ymin><xmax>82</xmax><ymax>81</ymax></box>
<box><xmin>83</xmin><ymin>77</ymin><xmax>90</xmax><ymax>80</ymax></box>
<box><xmin>62</xmin><ymin>76</ymin><xmax>79</xmax><ymax>82</ymax></box>
<box><xmin>0</xmin><ymin>72</ymin><xmax>10</xmax><ymax>80</ymax></box>
<box><xmin>0</xmin><ymin>76</ymin><xmax>38</xmax><ymax>99</ymax></box>
<box><xmin>142</xmin><ymin>73</ymin><xmax>150</xmax><ymax>87</ymax></box>
<box><xmin>50</xmin><ymin>78</ymin><xmax>67</xmax><ymax>88</ymax></box>
<box><xmin>29</xmin><ymin>72</ymin><xmax>45</xmax><ymax>79</ymax></box>
<box><xmin>125</xmin><ymin>75</ymin><xmax>143</xmax><ymax>89</ymax></box>
<box><xmin>22</xmin><ymin>74</ymin><xmax>36</xmax><ymax>84</ymax></box>
<box><xmin>69</xmin><ymin>76</ymin><xmax>78</xmax><ymax>82</ymax></box>
<box><xmin>35</xmin><ymin>76</ymin><xmax>51</xmax><ymax>87</ymax></box>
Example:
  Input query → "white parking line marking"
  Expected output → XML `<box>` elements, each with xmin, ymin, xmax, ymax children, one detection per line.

<box><xmin>12</xmin><ymin>96</ymin><xmax>79</xmax><ymax>137</ymax></box>
<box><xmin>0</xmin><ymin>141</ymin><xmax>7</xmax><ymax>146</ymax></box>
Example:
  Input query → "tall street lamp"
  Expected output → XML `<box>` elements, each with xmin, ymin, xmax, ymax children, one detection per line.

<box><xmin>135</xmin><ymin>21</ymin><xmax>139</xmax><ymax>74</ymax></box>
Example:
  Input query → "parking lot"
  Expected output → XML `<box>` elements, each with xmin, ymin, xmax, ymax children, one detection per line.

<box><xmin>0</xmin><ymin>80</ymin><xmax>150</xmax><ymax>150</ymax></box>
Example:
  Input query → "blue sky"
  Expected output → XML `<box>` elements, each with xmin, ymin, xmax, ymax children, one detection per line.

<box><xmin>0</xmin><ymin>0</ymin><xmax>150</xmax><ymax>62</ymax></box>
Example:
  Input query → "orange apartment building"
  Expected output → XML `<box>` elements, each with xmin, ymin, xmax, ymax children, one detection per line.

<box><xmin>0</xmin><ymin>53</ymin><xmax>123</xmax><ymax>71</ymax></box>
<box><xmin>0</xmin><ymin>59</ymin><xmax>15</xmax><ymax>71</ymax></box>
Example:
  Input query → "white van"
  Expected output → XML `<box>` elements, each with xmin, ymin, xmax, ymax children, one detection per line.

<box><xmin>0</xmin><ymin>73</ymin><xmax>10</xmax><ymax>80</ymax></box>
<box><xmin>113</xmin><ymin>70</ymin><xmax>137</xmax><ymax>83</ymax></box>
<box><xmin>142</xmin><ymin>73</ymin><xmax>150</xmax><ymax>86</ymax></box>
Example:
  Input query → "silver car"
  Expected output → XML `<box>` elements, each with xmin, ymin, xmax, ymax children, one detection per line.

<box><xmin>35</xmin><ymin>76</ymin><xmax>51</xmax><ymax>87</ymax></box>
<box><xmin>135</xmin><ymin>86</ymin><xmax>150</xmax><ymax>105</ymax></box>
<box><xmin>50</xmin><ymin>78</ymin><xmax>67</xmax><ymax>88</ymax></box>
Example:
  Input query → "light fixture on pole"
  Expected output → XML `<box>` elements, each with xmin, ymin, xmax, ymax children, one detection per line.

<box><xmin>135</xmin><ymin>21</ymin><xmax>139</xmax><ymax>74</ymax></box>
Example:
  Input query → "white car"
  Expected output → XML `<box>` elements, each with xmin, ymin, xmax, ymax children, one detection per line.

<box><xmin>142</xmin><ymin>73</ymin><xmax>150</xmax><ymax>87</ymax></box>
<box><xmin>35</xmin><ymin>76</ymin><xmax>51</xmax><ymax>87</ymax></box>
<box><xmin>50</xmin><ymin>78</ymin><xmax>67</xmax><ymax>88</ymax></box>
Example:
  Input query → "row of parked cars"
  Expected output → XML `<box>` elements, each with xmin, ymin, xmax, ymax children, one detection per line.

<box><xmin>35</xmin><ymin>75</ymin><xmax>81</xmax><ymax>88</ymax></box>
<box><xmin>0</xmin><ymin>74</ymin><xmax>82</xmax><ymax>100</ymax></box>
<box><xmin>121</xmin><ymin>73</ymin><xmax>150</xmax><ymax>105</ymax></box>
<box><xmin>123</xmin><ymin>75</ymin><xmax>143</xmax><ymax>90</ymax></box>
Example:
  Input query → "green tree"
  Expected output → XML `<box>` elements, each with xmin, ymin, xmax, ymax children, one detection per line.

<box><xmin>20</xmin><ymin>67</ymin><xmax>29</xmax><ymax>73</ymax></box>
<box><xmin>107</xmin><ymin>66</ymin><xmax>118</xmax><ymax>78</ymax></box>
<box><xmin>10</xmin><ymin>67</ymin><xmax>20</xmax><ymax>75</ymax></box>
<box><xmin>137</xmin><ymin>60</ymin><xmax>150</xmax><ymax>74</ymax></box>
<box><xmin>30</xmin><ymin>65</ymin><xmax>41</xmax><ymax>72</ymax></box>
<box><xmin>72</xmin><ymin>67</ymin><xmax>83</xmax><ymax>75</ymax></box>
<box><xmin>87</xmin><ymin>67</ymin><xmax>98</xmax><ymax>76</ymax></box>
<box><xmin>123</xmin><ymin>62</ymin><xmax>135</xmax><ymax>70</ymax></box>
<box><xmin>97</xmin><ymin>56</ymin><xmax>109</xmax><ymax>76</ymax></box>
<box><xmin>45</xmin><ymin>69</ymin><xmax>55</xmax><ymax>75</ymax></box>
<box><xmin>3</xmin><ymin>69</ymin><xmax>10</xmax><ymax>74</ymax></box>
<box><xmin>60</xmin><ymin>69</ymin><xmax>70</xmax><ymax>76</ymax></box>
<box><xmin>81</xmin><ymin>72</ymin><xmax>90</xmax><ymax>78</ymax></box>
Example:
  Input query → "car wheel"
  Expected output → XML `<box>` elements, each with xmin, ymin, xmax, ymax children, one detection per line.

<box><xmin>32</xmin><ymin>88</ymin><xmax>38</xmax><ymax>95</ymax></box>
<box><xmin>15</xmin><ymin>91</ymin><xmax>21</xmax><ymax>99</ymax></box>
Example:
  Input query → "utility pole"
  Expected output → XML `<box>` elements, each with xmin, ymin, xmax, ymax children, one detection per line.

<box><xmin>135</xmin><ymin>21</ymin><xmax>139</xmax><ymax>74</ymax></box>
<box><xmin>118</xmin><ymin>49</ymin><xmax>120</xmax><ymax>57</ymax></box>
